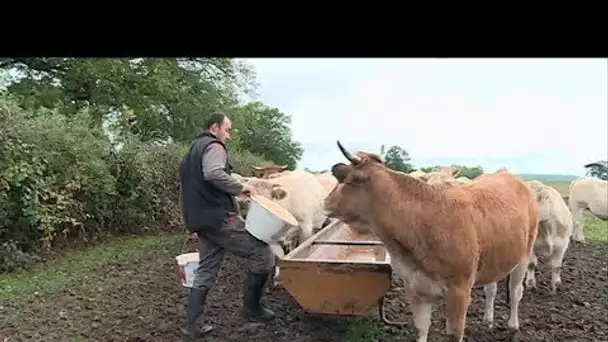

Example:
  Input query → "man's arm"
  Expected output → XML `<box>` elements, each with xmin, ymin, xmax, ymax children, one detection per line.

<box><xmin>202</xmin><ymin>143</ymin><xmax>244</xmax><ymax>195</ymax></box>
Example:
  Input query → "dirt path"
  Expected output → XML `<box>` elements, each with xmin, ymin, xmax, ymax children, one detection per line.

<box><xmin>1</xmin><ymin>237</ymin><xmax>606</xmax><ymax>342</ymax></box>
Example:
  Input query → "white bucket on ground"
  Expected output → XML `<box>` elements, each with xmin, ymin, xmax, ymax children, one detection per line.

<box><xmin>245</xmin><ymin>195</ymin><xmax>298</xmax><ymax>257</ymax></box>
<box><xmin>175</xmin><ymin>252</ymin><xmax>199</xmax><ymax>288</ymax></box>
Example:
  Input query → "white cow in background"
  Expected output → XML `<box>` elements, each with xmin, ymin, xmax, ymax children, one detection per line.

<box><xmin>525</xmin><ymin>180</ymin><xmax>574</xmax><ymax>293</ymax></box>
<box><xmin>568</xmin><ymin>176</ymin><xmax>608</xmax><ymax>242</ymax></box>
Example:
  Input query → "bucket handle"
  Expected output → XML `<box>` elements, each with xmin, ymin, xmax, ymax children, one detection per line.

<box><xmin>181</xmin><ymin>233</ymin><xmax>196</xmax><ymax>254</ymax></box>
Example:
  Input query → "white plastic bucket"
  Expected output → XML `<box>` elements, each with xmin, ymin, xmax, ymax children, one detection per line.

<box><xmin>245</xmin><ymin>194</ymin><xmax>298</xmax><ymax>243</ymax></box>
<box><xmin>175</xmin><ymin>252</ymin><xmax>199</xmax><ymax>288</ymax></box>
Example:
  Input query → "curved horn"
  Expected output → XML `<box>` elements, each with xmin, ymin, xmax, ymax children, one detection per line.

<box><xmin>251</xmin><ymin>166</ymin><xmax>262</xmax><ymax>170</ymax></box>
<box><xmin>337</xmin><ymin>140</ymin><xmax>359</xmax><ymax>164</ymax></box>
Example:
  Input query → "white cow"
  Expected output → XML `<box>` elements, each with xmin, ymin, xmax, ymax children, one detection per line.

<box><xmin>241</xmin><ymin>171</ymin><xmax>330</xmax><ymax>287</ymax></box>
<box><xmin>242</xmin><ymin>171</ymin><xmax>329</xmax><ymax>249</ymax></box>
<box><xmin>568</xmin><ymin>177</ymin><xmax>608</xmax><ymax>242</ymax></box>
<box><xmin>408</xmin><ymin>170</ymin><xmax>427</xmax><ymax>178</ymax></box>
<box><xmin>525</xmin><ymin>180</ymin><xmax>574</xmax><ymax>293</ymax></box>
<box><xmin>420</xmin><ymin>167</ymin><xmax>472</xmax><ymax>185</ymax></box>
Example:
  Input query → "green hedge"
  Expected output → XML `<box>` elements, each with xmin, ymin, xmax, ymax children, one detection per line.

<box><xmin>0</xmin><ymin>96</ymin><xmax>268</xmax><ymax>273</ymax></box>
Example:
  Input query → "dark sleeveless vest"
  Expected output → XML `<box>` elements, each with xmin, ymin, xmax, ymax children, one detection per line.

<box><xmin>179</xmin><ymin>131</ymin><xmax>237</xmax><ymax>232</ymax></box>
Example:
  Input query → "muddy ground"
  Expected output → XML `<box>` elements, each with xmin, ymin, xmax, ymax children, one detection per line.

<box><xmin>1</xmin><ymin>237</ymin><xmax>606</xmax><ymax>342</ymax></box>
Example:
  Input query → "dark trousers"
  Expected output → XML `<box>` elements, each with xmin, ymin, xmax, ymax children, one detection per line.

<box><xmin>192</xmin><ymin>214</ymin><xmax>275</xmax><ymax>290</ymax></box>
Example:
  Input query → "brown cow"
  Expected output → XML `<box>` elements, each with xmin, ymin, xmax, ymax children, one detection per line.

<box><xmin>324</xmin><ymin>141</ymin><xmax>539</xmax><ymax>342</ymax></box>
<box><xmin>252</xmin><ymin>164</ymin><xmax>289</xmax><ymax>179</ymax></box>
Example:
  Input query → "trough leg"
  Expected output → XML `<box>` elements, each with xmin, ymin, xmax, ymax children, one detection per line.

<box><xmin>378</xmin><ymin>296</ymin><xmax>409</xmax><ymax>327</ymax></box>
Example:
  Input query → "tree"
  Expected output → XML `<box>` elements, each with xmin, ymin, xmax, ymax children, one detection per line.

<box><xmin>383</xmin><ymin>145</ymin><xmax>415</xmax><ymax>173</ymax></box>
<box><xmin>0</xmin><ymin>57</ymin><xmax>305</xmax><ymax>171</ymax></box>
<box><xmin>584</xmin><ymin>161</ymin><xmax>608</xmax><ymax>181</ymax></box>
<box><xmin>233</xmin><ymin>101</ymin><xmax>303</xmax><ymax>170</ymax></box>
<box><xmin>0</xmin><ymin>58</ymin><xmax>257</xmax><ymax>143</ymax></box>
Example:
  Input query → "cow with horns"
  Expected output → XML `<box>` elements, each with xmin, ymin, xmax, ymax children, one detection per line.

<box><xmin>323</xmin><ymin>141</ymin><xmax>539</xmax><ymax>342</ymax></box>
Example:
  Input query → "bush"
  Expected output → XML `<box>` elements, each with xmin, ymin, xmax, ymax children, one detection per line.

<box><xmin>1</xmin><ymin>100</ymin><xmax>116</xmax><ymax>252</ymax></box>
<box><xmin>0</xmin><ymin>240</ymin><xmax>39</xmax><ymax>273</ymax></box>
<box><xmin>0</xmin><ymin>95</ymin><xmax>273</xmax><ymax>273</ymax></box>
<box><xmin>109</xmin><ymin>136</ymin><xmax>188</xmax><ymax>233</ymax></box>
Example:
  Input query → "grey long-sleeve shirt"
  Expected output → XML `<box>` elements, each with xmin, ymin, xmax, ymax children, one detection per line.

<box><xmin>202</xmin><ymin>143</ymin><xmax>244</xmax><ymax>196</ymax></box>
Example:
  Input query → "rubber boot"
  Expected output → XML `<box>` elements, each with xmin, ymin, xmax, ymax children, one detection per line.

<box><xmin>181</xmin><ymin>287</ymin><xmax>214</xmax><ymax>340</ymax></box>
<box><xmin>243</xmin><ymin>271</ymin><xmax>276</xmax><ymax>321</ymax></box>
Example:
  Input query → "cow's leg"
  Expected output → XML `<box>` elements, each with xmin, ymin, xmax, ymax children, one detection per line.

<box><xmin>445</xmin><ymin>286</ymin><xmax>471</xmax><ymax>342</ymax></box>
<box><xmin>525</xmin><ymin>251</ymin><xmax>538</xmax><ymax>289</ymax></box>
<box><xmin>549</xmin><ymin>240</ymin><xmax>569</xmax><ymax>293</ymax></box>
<box><xmin>482</xmin><ymin>282</ymin><xmax>497</xmax><ymax>328</ymax></box>
<box><xmin>507</xmin><ymin>260</ymin><xmax>528</xmax><ymax>330</ymax></box>
<box><xmin>571</xmin><ymin>204</ymin><xmax>586</xmax><ymax>242</ymax></box>
<box><xmin>409</xmin><ymin>295</ymin><xmax>433</xmax><ymax>342</ymax></box>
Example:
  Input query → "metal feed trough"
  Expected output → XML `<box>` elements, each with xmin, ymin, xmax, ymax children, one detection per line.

<box><xmin>277</xmin><ymin>219</ymin><xmax>404</xmax><ymax>326</ymax></box>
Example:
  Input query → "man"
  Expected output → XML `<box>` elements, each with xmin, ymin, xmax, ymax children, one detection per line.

<box><xmin>179</xmin><ymin>111</ymin><xmax>276</xmax><ymax>339</ymax></box>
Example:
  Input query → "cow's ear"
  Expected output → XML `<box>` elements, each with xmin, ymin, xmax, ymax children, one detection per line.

<box><xmin>347</xmin><ymin>170</ymin><xmax>370</xmax><ymax>184</ymax></box>
<box><xmin>270</xmin><ymin>184</ymin><xmax>288</xmax><ymax>200</ymax></box>
<box><xmin>331</xmin><ymin>163</ymin><xmax>350</xmax><ymax>183</ymax></box>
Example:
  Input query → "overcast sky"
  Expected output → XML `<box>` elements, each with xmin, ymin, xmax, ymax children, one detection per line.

<box><xmin>241</xmin><ymin>58</ymin><xmax>607</xmax><ymax>176</ymax></box>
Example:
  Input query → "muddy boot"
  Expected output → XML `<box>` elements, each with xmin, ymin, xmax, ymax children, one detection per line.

<box><xmin>181</xmin><ymin>287</ymin><xmax>214</xmax><ymax>340</ymax></box>
<box><xmin>243</xmin><ymin>271</ymin><xmax>276</xmax><ymax>321</ymax></box>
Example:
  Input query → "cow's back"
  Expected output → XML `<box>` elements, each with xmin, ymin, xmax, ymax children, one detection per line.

<box><xmin>570</xmin><ymin>177</ymin><xmax>608</xmax><ymax>210</ymax></box>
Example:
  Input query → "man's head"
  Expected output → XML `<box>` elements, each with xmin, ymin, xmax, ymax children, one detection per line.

<box><xmin>204</xmin><ymin>111</ymin><xmax>232</xmax><ymax>144</ymax></box>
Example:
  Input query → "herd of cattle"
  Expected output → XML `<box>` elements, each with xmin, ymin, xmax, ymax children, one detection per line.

<box><xmin>226</xmin><ymin>143</ymin><xmax>607</xmax><ymax>342</ymax></box>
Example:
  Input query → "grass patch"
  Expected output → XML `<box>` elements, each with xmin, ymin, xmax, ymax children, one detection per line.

<box><xmin>0</xmin><ymin>231</ymin><xmax>186</xmax><ymax>301</ymax></box>
<box><xmin>582</xmin><ymin>214</ymin><xmax>608</xmax><ymax>243</ymax></box>
<box><xmin>546</xmin><ymin>181</ymin><xmax>571</xmax><ymax>197</ymax></box>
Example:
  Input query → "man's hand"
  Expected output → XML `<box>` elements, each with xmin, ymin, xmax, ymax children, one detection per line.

<box><xmin>241</xmin><ymin>183</ymin><xmax>257</xmax><ymax>197</ymax></box>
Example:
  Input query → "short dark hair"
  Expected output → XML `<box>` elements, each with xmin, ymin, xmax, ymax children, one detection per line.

<box><xmin>203</xmin><ymin>111</ymin><xmax>230</xmax><ymax>130</ymax></box>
